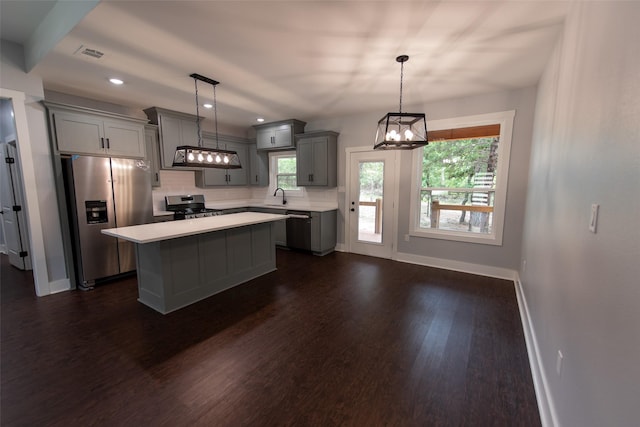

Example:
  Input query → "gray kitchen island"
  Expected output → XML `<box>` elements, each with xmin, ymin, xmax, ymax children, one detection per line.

<box><xmin>102</xmin><ymin>212</ymin><xmax>287</xmax><ymax>314</ymax></box>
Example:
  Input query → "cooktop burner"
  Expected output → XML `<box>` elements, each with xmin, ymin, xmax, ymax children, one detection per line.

<box><xmin>165</xmin><ymin>194</ymin><xmax>222</xmax><ymax>220</ymax></box>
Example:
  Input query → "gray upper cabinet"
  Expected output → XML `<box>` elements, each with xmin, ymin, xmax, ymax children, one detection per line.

<box><xmin>249</xmin><ymin>144</ymin><xmax>269</xmax><ymax>186</ymax></box>
<box><xmin>47</xmin><ymin>103</ymin><xmax>146</xmax><ymax>159</ymax></box>
<box><xmin>295</xmin><ymin>131</ymin><xmax>338</xmax><ymax>187</ymax></box>
<box><xmin>144</xmin><ymin>107</ymin><xmax>202</xmax><ymax>169</ymax></box>
<box><xmin>144</xmin><ymin>125</ymin><xmax>161</xmax><ymax>187</ymax></box>
<box><xmin>195</xmin><ymin>136</ymin><xmax>250</xmax><ymax>187</ymax></box>
<box><xmin>254</xmin><ymin>119</ymin><xmax>306</xmax><ymax>150</ymax></box>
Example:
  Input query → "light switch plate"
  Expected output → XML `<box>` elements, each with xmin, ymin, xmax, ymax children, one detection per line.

<box><xmin>589</xmin><ymin>204</ymin><xmax>599</xmax><ymax>233</ymax></box>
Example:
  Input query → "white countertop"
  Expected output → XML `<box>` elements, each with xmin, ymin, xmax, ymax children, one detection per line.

<box><xmin>153</xmin><ymin>200</ymin><xmax>338</xmax><ymax>217</ymax></box>
<box><xmin>102</xmin><ymin>212</ymin><xmax>288</xmax><ymax>244</ymax></box>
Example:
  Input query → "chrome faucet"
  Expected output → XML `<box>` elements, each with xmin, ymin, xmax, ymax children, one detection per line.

<box><xmin>273</xmin><ymin>187</ymin><xmax>287</xmax><ymax>205</ymax></box>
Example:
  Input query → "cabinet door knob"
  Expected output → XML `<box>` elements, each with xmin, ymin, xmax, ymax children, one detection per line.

<box><xmin>350</xmin><ymin>208</ymin><xmax>355</xmax><ymax>212</ymax></box>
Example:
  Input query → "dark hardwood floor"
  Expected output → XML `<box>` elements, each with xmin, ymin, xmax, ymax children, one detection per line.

<box><xmin>1</xmin><ymin>250</ymin><xmax>540</xmax><ymax>426</ymax></box>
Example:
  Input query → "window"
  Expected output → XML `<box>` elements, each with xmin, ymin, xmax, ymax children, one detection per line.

<box><xmin>269</xmin><ymin>151</ymin><xmax>302</xmax><ymax>193</ymax></box>
<box><xmin>409</xmin><ymin>111</ymin><xmax>515</xmax><ymax>245</ymax></box>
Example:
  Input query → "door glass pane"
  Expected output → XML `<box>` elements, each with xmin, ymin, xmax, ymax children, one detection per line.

<box><xmin>358</xmin><ymin>161</ymin><xmax>384</xmax><ymax>243</ymax></box>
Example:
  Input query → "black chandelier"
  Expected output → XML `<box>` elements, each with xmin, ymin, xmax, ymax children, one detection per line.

<box><xmin>374</xmin><ymin>55</ymin><xmax>428</xmax><ymax>150</ymax></box>
<box><xmin>173</xmin><ymin>73</ymin><xmax>241</xmax><ymax>169</ymax></box>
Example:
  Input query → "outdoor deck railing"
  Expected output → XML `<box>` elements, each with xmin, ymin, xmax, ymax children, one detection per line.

<box><xmin>359</xmin><ymin>198</ymin><xmax>383</xmax><ymax>233</ymax></box>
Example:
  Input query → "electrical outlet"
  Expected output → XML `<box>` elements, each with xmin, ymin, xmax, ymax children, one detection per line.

<box><xmin>589</xmin><ymin>204</ymin><xmax>599</xmax><ymax>233</ymax></box>
<box><xmin>404</xmin><ymin>234</ymin><xmax>410</xmax><ymax>242</ymax></box>
<box><xmin>556</xmin><ymin>350</ymin><xmax>564</xmax><ymax>376</ymax></box>
<box><xmin>522</xmin><ymin>259</ymin><xmax>526</xmax><ymax>273</ymax></box>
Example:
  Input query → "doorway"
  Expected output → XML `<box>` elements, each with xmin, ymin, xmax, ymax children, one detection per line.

<box><xmin>0</xmin><ymin>98</ymin><xmax>32</xmax><ymax>270</ymax></box>
<box><xmin>346</xmin><ymin>149</ymin><xmax>398</xmax><ymax>259</ymax></box>
<box><xmin>1</xmin><ymin>141</ymin><xmax>32</xmax><ymax>270</ymax></box>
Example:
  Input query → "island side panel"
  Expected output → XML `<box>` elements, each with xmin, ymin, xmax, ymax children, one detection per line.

<box><xmin>252</xmin><ymin>221</ymin><xmax>276</xmax><ymax>268</ymax></box>
<box><xmin>135</xmin><ymin>241</ymin><xmax>167</xmax><ymax>313</ymax></box>
<box><xmin>136</xmin><ymin>222</ymin><xmax>277</xmax><ymax>314</ymax></box>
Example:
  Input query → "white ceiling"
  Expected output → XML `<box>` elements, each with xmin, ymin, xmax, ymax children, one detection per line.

<box><xmin>1</xmin><ymin>0</ymin><xmax>569</xmax><ymax>129</ymax></box>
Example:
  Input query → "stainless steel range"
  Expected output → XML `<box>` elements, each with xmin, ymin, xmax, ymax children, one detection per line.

<box><xmin>165</xmin><ymin>194</ymin><xmax>222</xmax><ymax>220</ymax></box>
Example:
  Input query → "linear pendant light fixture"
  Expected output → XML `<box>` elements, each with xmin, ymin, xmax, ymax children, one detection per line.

<box><xmin>173</xmin><ymin>73</ymin><xmax>241</xmax><ymax>169</ymax></box>
<box><xmin>374</xmin><ymin>55</ymin><xmax>428</xmax><ymax>150</ymax></box>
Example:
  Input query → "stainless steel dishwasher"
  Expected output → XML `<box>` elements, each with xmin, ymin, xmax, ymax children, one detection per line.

<box><xmin>286</xmin><ymin>210</ymin><xmax>312</xmax><ymax>251</ymax></box>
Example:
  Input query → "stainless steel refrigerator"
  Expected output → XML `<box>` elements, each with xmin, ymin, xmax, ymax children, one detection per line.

<box><xmin>63</xmin><ymin>155</ymin><xmax>153</xmax><ymax>289</ymax></box>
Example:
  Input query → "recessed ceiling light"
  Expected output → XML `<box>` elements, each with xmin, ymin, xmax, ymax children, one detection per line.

<box><xmin>109</xmin><ymin>78</ymin><xmax>124</xmax><ymax>85</ymax></box>
<box><xmin>256</xmin><ymin>117</ymin><xmax>265</xmax><ymax>122</ymax></box>
<box><xmin>203</xmin><ymin>103</ymin><xmax>213</xmax><ymax>109</ymax></box>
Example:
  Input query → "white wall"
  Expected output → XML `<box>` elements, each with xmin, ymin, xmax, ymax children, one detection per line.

<box><xmin>308</xmin><ymin>85</ymin><xmax>537</xmax><ymax>271</ymax></box>
<box><xmin>521</xmin><ymin>2</ymin><xmax>640</xmax><ymax>427</ymax></box>
<box><xmin>1</xmin><ymin>40</ymin><xmax>69</xmax><ymax>294</ymax></box>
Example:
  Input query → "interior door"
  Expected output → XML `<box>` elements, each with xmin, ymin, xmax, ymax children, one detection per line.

<box><xmin>348</xmin><ymin>150</ymin><xmax>397</xmax><ymax>258</ymax></box>
<box><xmin>1</xmin><ymin>141</ymin><xmax>32</xmax><ymax>270</ymax></box>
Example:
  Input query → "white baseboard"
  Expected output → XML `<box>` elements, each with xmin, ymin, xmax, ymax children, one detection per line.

<box><xmin>334</xmin><ymin>243</ymin><xmax>346</xmax><ymax>252</ymax></box>
<box><xmin>0</xmin><ymin>244</ymin><xmax>6</xmax><ymax>254</ymax></box>
<box><xmin>514</xmin><ymin>274</ymin><xmax>558</xmax><ymax>427</ymax></box>
<box><xmin>49</xmin><ymin>278</ymin><xmax>71</xmax><ymax>294</ymax></box>
<box><xmin>395</xmin><ymin>251</ymin><xmax>517</xmax><ymax>281</ymax></box>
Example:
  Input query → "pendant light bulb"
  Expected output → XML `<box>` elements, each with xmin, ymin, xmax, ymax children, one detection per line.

<box><xmin>215</xmin><ymin>154</ymin><xmax>222</xmax><ymax>163</ymax></box>
<box><xmin>223</xmin><ymin>155</ymin><xmax>230</xmax><ymax>164</ymax></box>
<box><xmin>197</xmin><ymin>153</ymin><xmax>204</xmax><ymax>162</ymax></box>
<box><xmin>206</xmin><ymin>153</ymin><xmax>213</xmax><ymax>163</ymax></box>
<box><xmin>187</xmin><ymin>152</ymin><xmax>195</xmax><ymax>161</ymax></box>
<box><xmin>404</xmin><ymin>129</ymin><xmax>414</xmax><ymax>140</ymax></box>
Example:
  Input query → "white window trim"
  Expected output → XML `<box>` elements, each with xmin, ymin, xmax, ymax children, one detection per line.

<box><xmin>268</xmin><ymin>151</ymin><xmax>305</xmax><ymax>198</ymax></box>
<box><xmin>408</xmin><ymin>110</ymin><xmax>515</xmax><ymax>246</ymax></box>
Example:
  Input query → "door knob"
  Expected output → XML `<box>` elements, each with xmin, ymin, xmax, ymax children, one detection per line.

<box><xmin>350</xmin><ymin>208</ymin><xmax>355</xmax><ymax>212</ymax></box>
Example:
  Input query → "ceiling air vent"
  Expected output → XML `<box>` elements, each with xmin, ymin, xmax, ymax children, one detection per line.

<box><xmin>74</xmin><ymin>45</ymin><xmax>104</xmax><ymax>59</ymax></box>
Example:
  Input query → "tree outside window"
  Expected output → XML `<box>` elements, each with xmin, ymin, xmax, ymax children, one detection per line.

<box><xmin>420</xmin><ymin>136</ymin><xmax>499</xmax><ymax>234</ymax></box>
<box><xmin>410</xmin><ymin>110</ymin><xmax>514</xmax><ymax>245</ymax></box>
<box><xmin>275</xmin><ymin>154</ymin><xmax>299</xmax><ymax>190</ymax></box>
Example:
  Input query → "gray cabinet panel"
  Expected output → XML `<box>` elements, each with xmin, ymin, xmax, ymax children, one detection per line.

<box><xmin>310</xmin><ymin>210</ymin><xmax>337</xmax><ymax>255</ymax></box>
<box><xmin>199</xmin><ymin>231</ymin><xmax>228</xmax><ymax>280</ymax></box>
<box><xmin>254</xmin><ymin>119</ymin><xmax>306</xmax><ymax>151</ymax></box>
<box><xmin>295</xmin><ymin>131</ymin><xmax>338</xmax><ymax>187</ymax></box>
<box><xmin>103</xmin><ymin>120</ymin><xmax>145</xmax><ymax>158</ymax></box>
<box><xmin>226</xmin><ymin>142</ymin><xmax>248</xmax><ymax>185</ymax></box>
<box><xmin>249</xmin><ymin>207</ymin><xmax>287</xmax><ymax>246</ymax></box>
<box><xmin>249</xmin><ymin>145</ymin><xmax>269</xmax><ymax>186</ymax></box>
<box><xmin>252</xmin><ymin>223</ymin><xmax>273</xmax><ymax>267</ymax></box>
<box><xmin>144</xmin><ymin>107</ymin><xmax>201</xmax><ymax>169</ymax></box>
<box><xmin>227</xmin><ymin>227</ymin><xmax>253</xmax><ymax>273</ymax></box>
<box><xmin>49</xmin><ymin>106</ymin><xmax>146</xmax><ymax>158</ymax></box>
<box><xmin>195</xmin><ymin>137</ymin><xmax>250</xmax><ymax>187</ymax></box>
<box><xmin>167</xmin><ymin>236</ymin><xmax>201</xmax><ymax>295</ymax></box>
<box><xmin>144</xmin><ymin>125</ymin><xmax>161</xmax><ymax>187</ymax></box>
<box><xmin>54</xmin><ymin>111</ymin><xmax>105</xmax><ymax>155</ymax></box>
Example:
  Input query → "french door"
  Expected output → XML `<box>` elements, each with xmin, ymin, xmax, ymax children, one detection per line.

<box><xmin>347</xmin><ymin>149</ymin><xmax>397</xmax><ymax>258</ymax></box>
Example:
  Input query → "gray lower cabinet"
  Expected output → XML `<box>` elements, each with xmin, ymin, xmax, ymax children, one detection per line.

<box><xmin>144</xmin><ymin>107</ymin><xmax>202</xmax><ymax>169</ymax></box>
<box><xmin>46</xmin><ymin>103</ymin><xmax>146</xmax><ymax>159</ymax></box>
<box><xmin>311</xmin><ymin>210</ymin><xmax>337</xmax><ymax>255</ymax></box>
<box><xmin>195</xmin><ymin>137</ymin><xmax>249</xmax><ymax>187</ymax></box>
<box><xmin>144</xmin><ymin>125</ymin><xmax>161</xmax><ymax>187</ymax></box>
<box><xmin>295</xmin><ymin>131</ymin><xmax>338</xmax><ymax>187</ymax></box>
<box><xmin>254</xmin><ymin>119</ymin><xmax>306</xmax><ymax>150</ymax></box>
<box><xmin>135</xmin><ymin>222</ymin><xmax>276</xmax><ymax>314</ymax></box>
<box><xmin>249</xmin><ymin>145</ymin><xmax>269</xmax><ymax>186</ymax></box>
<box><xmin>249</xmin><ymin>207</ymin><xmax>336</xmax><ymax>254</ymax></box>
